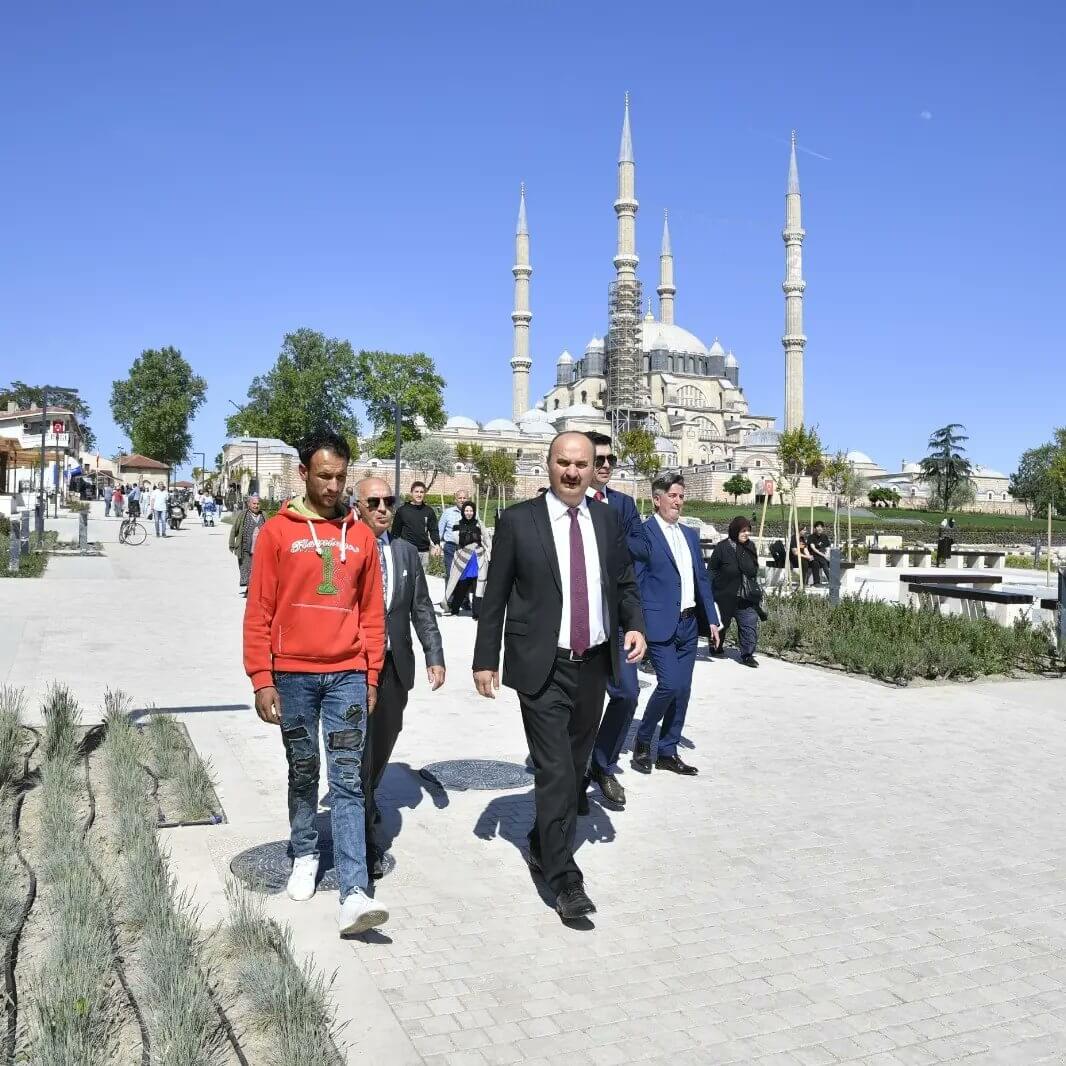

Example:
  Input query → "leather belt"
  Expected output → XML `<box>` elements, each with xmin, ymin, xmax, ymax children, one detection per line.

<box><xmin>556</xmin><ymin>642</ymin><xmax>609</xmax><ymax>663</ymax></box>
<box><xmin>679</xmin><ymin>607</ymin><xmax>697</xmax><ymax>620</ymax></box>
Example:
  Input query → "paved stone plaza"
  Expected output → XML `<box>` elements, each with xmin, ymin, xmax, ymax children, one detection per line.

<box><xmin>2</xmin><ymin>506</ymin><xmax>1065</xmax><ymax>1064</ymax></box>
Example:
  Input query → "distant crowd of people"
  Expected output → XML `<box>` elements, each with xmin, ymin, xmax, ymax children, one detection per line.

<box><xmin>240</xmin><ymin>426</ymin><xmax>782</xmax><ymax>936</ymax></box>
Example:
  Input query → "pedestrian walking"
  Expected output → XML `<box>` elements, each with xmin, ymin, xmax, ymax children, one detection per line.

<box><xmin>103</xmin><ymin>487</ymin><xmax>112</xmax><ymax>517</ymax></box>
<box><xmin>127</xmin><ymin>483</ymin><xmax>141</xmax><ymax>518</ymax></box>
<box><xmin>354</xmin><ymin>477</ymin><xmax>445</xmax><ymax>879</ymax></box>
<box><xmin>229</xmin><ymin>494</ymin><xmax>266</xmax><ymax>594</ymax></box>
<box><xmin>391</xmin><ymin>481</ymin><xmax>442</xmax><ymax>572</ymax></box>
<box><xmin>151</xmin><ymin>482</ymin><xmax>169</xmax><ymax>538</ymax></box>
<box><xmin>438</xmin><ymin>489</ymin><xmax>470</xmax><ymax>601</ymax></box>
<box><xmin>112</xmin><ymin>486</ymin><xmax>124</xmax><ymax>518</ymax></box>
<box><xmin>243</xmin><ymin>429</ymin><xmax>388</xmax><ymax>936</ymax></box>
<box><xmin>473</xmin><ymin>431</ymin><xmax>646</xmax><ymax>922</ymax></box>
<box><xmin>444</xmin><ymin>501</ymin><xmax>484</xmax><ymax>616</ymax></box>
<box><xmin>708</xmin><ymin>516</ymin><xmax>764</xmax><ymax>668</ymax></box>
<box><xmin>584</xmin><ymin>431</ymin><xmax>650</xmax><ymax>811</ymax></box>
<box><xmin>632</xmin><ymin>473</ymin><xmax>720</xmax><ymax>776</ymax></box>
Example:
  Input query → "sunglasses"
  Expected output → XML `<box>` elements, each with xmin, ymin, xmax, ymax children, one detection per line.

<box><xmin>593</xmin><ymin>454</ymin><xmax>618</xmax><ymax>468</ymax></box>
<box><xmin>364</xmin><ymin>496</ymin><xmax>396</xmax><ymax>510</ymax></box>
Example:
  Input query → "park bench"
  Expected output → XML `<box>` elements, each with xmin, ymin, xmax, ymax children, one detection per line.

<box><xmin>899</xmin><ymin>572</ymin><xmax>1002</xmax><ymax>587</ymax></box>
<box><xmin>906</xmin><ymin>581</ymin><xmax>1057</xmax><ymax>627</ymax></box>
<box><xmin>943</xmin><ymin>549</ymin><xmax>1006</xmax><ymax>570</ymax></box>
<box><xmin>868</xmin><ymin>546</ymin><xmax>934</xmax><ymax>568</ymax></box>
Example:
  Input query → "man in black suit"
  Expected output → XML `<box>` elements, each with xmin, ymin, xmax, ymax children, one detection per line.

<box><xmin>356</xmin><ymin>477</ymin><xmax>446</xmax><ymax>878</ymax></box>
<box><xmin>473</xmin><ymin>432</ymin><xmax>646</xmax><ymax>922</ymax></box>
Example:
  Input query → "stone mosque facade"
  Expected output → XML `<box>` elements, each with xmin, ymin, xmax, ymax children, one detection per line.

<box><xmin>436</xmin><ymin>96</ymin><xmax>804</xmax><ymax>492</ymax></box>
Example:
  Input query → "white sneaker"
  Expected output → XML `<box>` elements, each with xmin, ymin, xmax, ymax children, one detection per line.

<box><xmin>338</xmin><ymin>888</ymin><xmax>389</xmax><ymax>935</ymax></box>
<box><xmin>287</xmin><ymin>854</ymin><xmax>319</xmax><ymax>901</ymax></box>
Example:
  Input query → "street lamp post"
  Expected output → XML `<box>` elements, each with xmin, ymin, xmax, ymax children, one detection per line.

<box><xmin>193</xmin><ymin>451</ymin><xmax>206</xmax><ymax>492</ymax></box>
<box><xmin>241</xmin><ymin>439</ymin><xmax>260</xmax><ymax>496</ymax></box>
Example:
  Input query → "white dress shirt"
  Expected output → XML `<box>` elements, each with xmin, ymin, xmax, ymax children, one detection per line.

<box><xmin>545</xmin><ymin>490</ymin><xmax>607</xmax><ymax>649</ymax></box>
<box><xmin>654</xmin><ymin>514</ymin><xmax>696</xmax><ymax>611</ymax></box>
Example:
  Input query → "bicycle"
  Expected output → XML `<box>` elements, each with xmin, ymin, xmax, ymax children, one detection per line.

<box><xmin>118</xmin><ymin>514</ymin><xmax>147</xmax><ymax>545</ymax></box>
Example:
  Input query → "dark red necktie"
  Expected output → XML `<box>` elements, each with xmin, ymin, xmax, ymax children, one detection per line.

<box><xmin>568</xmin><ymin>507</ymin><xmax>590</xmax><ymax>655</ymax></box>
<box><xmin>594</xmin><ymin>490</ymin><xmax>605</xmax><ymax>502</ymax></box>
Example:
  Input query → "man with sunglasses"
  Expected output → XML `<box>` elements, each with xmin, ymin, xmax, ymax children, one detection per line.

<box><xmin>583</xmin><ymin>431</ymin><xmax>650</xmax><ymax>810</ymax></box>
<box><xmin>355</xmin><ymin>477</ymin><xmax>446</xmax><ymax>878</ymax></box>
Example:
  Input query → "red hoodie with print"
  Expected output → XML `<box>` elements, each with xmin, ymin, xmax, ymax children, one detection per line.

<box><xmin>243</xmin><ymin>500</ymin><xmax>385</xmax><ymax>691</ymax></box>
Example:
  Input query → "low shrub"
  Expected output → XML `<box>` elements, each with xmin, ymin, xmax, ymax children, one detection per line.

<box><xmin>41</xmin><ymin>683</ymin><xmax>80</xmax><ymax>763</ymax></box>
<box><xmin>0</xmin><ymin>685</ymin><xmax>26</xmax><ymax>786</ymax></box>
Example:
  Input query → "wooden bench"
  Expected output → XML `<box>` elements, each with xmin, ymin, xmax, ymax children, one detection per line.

<box><xmin>906</xmin><ymin>581</ymin><xmax>1056</xmax><ymax>626</ymax></box>
<box><xmin>900</xmin><ymin>572</ymin><xmax>1002</xmax><ymax>587</ymax></box>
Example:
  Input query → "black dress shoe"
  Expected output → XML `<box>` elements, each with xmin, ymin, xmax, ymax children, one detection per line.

<box><xmin>631</xmin><ymin>741</ymin><xmax>653</xmax><ymax>774</ymax></box>
<box><xmin>739</xmin><ymin>654</ymin><xmax>759</xmax><ymax>668</ymax></box>
<box><xmin>370</xmin><ymin>854</ymin><xmax>386</xmax><ymax>880</ymax></box>
<box><xmin>591</xmin><ymin>765</ymin><xmax>626</xmax><ymax>806</ymax></box>
<box><xmin>556</xmin><ymin>885</ymin><xmax>596</xmax><ymax>921</ymax></box>
<box><xmin>655</xmin><ymin>753</ymin><xmax>698</xmax><ymax>776</ymax></box>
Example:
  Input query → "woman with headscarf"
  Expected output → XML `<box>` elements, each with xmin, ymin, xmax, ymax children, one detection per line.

<box><xmin>708</xmin><ymin>516</ymin><xmax>763</xmax><ymax>668</ymax></box>
<box><xmin>444</xmin><ymin>501</ymin><xmax>485</xmax><ymax>617</ymax></box>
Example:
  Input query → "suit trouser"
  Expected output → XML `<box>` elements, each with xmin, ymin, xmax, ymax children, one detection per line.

<box><xmin>520</xmin><ymin>648</ymin><xmax>609</xmax><ymax>896</ymax></box>
<box><xmin>591</xmin><ymin>630</ymin><xmax>639</xmax><ymax>773</ymax></box>
<box><xmin>442</xmin><ymin>543</ymin><xmax>456</xmax><ymax>585</ymax></box>
<box><xmin>361</xmin><ymin>653</ymin><xmax>409</xmax><ymax>858</ymax></box>
<box><xmin>636</xmin><ymin>613</ymin><xmax>698</xmax><ymax>757</ymax></box>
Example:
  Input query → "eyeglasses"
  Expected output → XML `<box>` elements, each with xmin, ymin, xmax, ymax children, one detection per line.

<box><xmin>593</xmin><ymin>454</ymin><xmax>618</xmax><ymax>469</ymax></box>
<box><xmin>364</xmin><ymin>496</ymin><xmax>396</xmax><ymax>510</ymax></box>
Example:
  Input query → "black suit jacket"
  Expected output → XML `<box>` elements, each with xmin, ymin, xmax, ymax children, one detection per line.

<box><xmin>384</xmin><ymin>537</ymin><xmax>445</xmax><ymax>690</ymax></box>
<box><xmin>473</xmin><ymin>494</ymin><xmax>645</xmax><ymax>696</ymax></box>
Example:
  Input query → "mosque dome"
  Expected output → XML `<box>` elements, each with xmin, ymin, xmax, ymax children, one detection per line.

<box><xmin>484</xmin><ymin>418</ymin><xmax>521</xmax><ymax>433</ymax></box>
<box><xmin>521</xmin><ymin>421</ymin><xmax>555</xmax><ymax>437</ymax></box>
<box><xmin>518</xmin><ymin>407</ymin><xmax>551</xmax><ymax>423</ymax></box>
<box><xmin>584</xmin><ymin>336</ymin><xmax>605</xmax><ymax>352</ymax></box>
<box><xmin>724</xmin><ymin>351</ymin><xmax>738</xmax><ymax>368</ymax></box>
<box><xmin>846</xmin><ymin>450</ymin><xmax>875</xmax><ymax>465</ymax></box>
<box><xmin>708</xmin><ymin>338</ymin><xmax>725</xmax><ymax>357</ymax></box>
<box><xmin>445</xmin><ymin>415</ymin><xmax>480</xmax><ymax>430</ymax></box>
<box><xmin>745</xmin><ymin>429</ymin><xmax>781</xmax><ymax>447</ymax></box>
<box><xmin>556</xmin><ymin>349</ymin><xmax>573</xmax><ymax>364</ymax></box>
<box><xmin>654</xmin><ymin>436</ymin><xmax>678</xmax><ymax>454</ymax></box>
<box><xmin>558</xmin><ymin>403</ymin><xmax>601</xmax><ymax>419</ymax></box>
<box><xmin>641</xmin><ymin>320</ymin><xmax>707</xmax><ymax>356</ymax></box>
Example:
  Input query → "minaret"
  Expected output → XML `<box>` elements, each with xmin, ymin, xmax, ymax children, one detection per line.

<box><xmin>510</xmin><ymin>182</ymin><xmax>533</xmax><ymax>420</ymax></box>
<box><xmin>657</xmin><ymin>209</ymin><xmax>675</xmax><ymax>325</ymax></box>
<box><xmin>782</xmin><ymin>130</ymin><xmax>806</xmax><ymax>430</ymax></box>
<box><xmin>613</xmin><ymin>93</ymin><xmax>639</xmax><ymax>281</ymax></box>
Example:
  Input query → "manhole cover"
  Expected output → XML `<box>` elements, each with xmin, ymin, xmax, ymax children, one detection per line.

<box><xmin>420</xmin><ymin>759</ymin><xmax>533</xmax><ymax>791</ymax></box>
<box><xmin>229</xmin><ymin>840</ymin><xmax>395</xmax><ymax>894</ymax></box>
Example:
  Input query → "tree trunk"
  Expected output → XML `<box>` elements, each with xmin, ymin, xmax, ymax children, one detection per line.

<box><xmin>847</xmin><ymin>504</ymin><xmax>853</xmax><ymax>562</ymax></box>
<box><xmin>793</xmin><ymin>492</ymin><xmax>805</xmax><ymax>593</ymax></box>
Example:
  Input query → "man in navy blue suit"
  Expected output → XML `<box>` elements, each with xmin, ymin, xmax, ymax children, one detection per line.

<box><xmin>632</xmin><ymin>472</ymin><xmax>720</xmax><ymax>776</ymax></box>
<box><xmin>583</xmin><ymin>432</ymin><xmax>650</xmax><ymax>809</ymax></box>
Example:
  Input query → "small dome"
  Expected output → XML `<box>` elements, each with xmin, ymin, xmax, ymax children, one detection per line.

<box><xmin>445</xmin><ymin>415</ymin><xmax>480</xmax><ymax>430</ymax></box>
<box><xmin>708</xmin><ymin>338</ymin><xmax>726</xmax><ymax>356</ymax></box>
<box><xmin>585</xmin><ymin>336</ymin><xmax>605</xmax><ymax>351</ymax></box>
<box><xmin>745</xmin><ymin>429</ymin><xmax>780</xmax><ymax>447</ymax></box>
<box><xmin>521</xmin><ymin>422</ymin><xmax>555</xmax><ymax>437</ymax></box>
<box><xmin>518</xmin><ymin>407</ymin><xmax>551</xmax><ymax>423</ymax></box>
<box><xmin>644</xmin><ymin>309</ymin><xmax>655</xmax><ymax>322</ymax></box>
<box><xmin>484</xmin><ymin>418</ymin><xmax>521</xmax><ymax>433</ymax></box>
<box><xmin>641</xmin><ymin>320</ymin><xmax>707</xmax><ymax>356</ymax></box>
<box><xmin>973</xmin><ymin>465</ymin><xmax>1007</xmax><ymax>479</ymax></box>
<box><xmin>724</xmin><ymin>351</ymin><xmax>738</xmax><ymax>368</ymax></box>
<box><xmin>558</xmin><ymin>403</ymin><xmax>601</xmax><ymax>419</ymax></box>
<box><xmin>556</xmin><ymin>349</ymin><xmax>573</xmax><ymax>364</ymax></box>
<box><xmin>846</xmin><ymin>450</ymin><xmax>875</xmax><ymax>465</ymax></box>
<box><xmin>654</xmin><ymin>436</ymin><xmax>678</xmax><ymax>453</ymax></box>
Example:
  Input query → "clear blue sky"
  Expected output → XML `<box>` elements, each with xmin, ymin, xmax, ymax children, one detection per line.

<box><xmin>2</xmin><ymin>2</ymin><xmax>1063</xmax><ymax>477</ymax></box>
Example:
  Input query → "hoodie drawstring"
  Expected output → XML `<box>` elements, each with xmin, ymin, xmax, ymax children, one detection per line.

<box><xmin>306</xmin><ymin>514</ymin><xmax>350</xmax><ymax>563</ymax></box>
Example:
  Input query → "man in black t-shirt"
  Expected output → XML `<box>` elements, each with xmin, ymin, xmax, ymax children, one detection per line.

<box><xmin>807</xmin><ymin>521</ymin><xmax>831</xmax><ymax>586</ymax></box>
<box><xmin>391</xmin><ymin>481</ymin><xmax>442</xmax><ymax>573</ymax></box>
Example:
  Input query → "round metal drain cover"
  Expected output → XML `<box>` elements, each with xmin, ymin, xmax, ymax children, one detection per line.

<box><xmin>420</xmin><ymin>759</ymin><xmax>533</xmax><ymax>791</ymax></box>
<box><xmin>229</xmin><ymin>840</ymin><xmax>395</xmax><ymax>894</ymax></box>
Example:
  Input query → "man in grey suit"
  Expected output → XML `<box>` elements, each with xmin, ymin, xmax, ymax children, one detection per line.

<box><xmin>356</xmin><ymin>477</ymin><xmax>446</xmax><ymax>878</ymax></box>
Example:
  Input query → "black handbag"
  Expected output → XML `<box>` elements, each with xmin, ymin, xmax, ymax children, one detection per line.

<box><xmin>729</xmin><ymin>540</ymin><xmax>764</xmax><ymax>604</ymax></box>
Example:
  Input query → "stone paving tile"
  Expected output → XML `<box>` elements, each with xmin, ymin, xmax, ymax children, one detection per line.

<box><xmin>4</xmin><ymin>514</ymin><xmax>1066</xmax><ymax>1065</ymax></box>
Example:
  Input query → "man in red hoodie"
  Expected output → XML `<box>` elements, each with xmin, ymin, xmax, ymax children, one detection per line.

<box><xmin>244</xmin><ymin>429</ymin><xmax>389</xmax><ymax>936</ymax></box>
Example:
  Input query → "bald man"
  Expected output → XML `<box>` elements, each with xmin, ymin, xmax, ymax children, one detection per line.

<box><xmin>355</xmin><ymin>477</ymin><xmax>446</xmax><ymax>877</ymax></box>
<box><xmin>473</xmin><ymin>432</ymin><xmax>646</xmax><ymax>922</ymax></box>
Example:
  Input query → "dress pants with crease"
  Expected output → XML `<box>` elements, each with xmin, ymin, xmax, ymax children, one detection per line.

<box><xmin>636</xmin><ymin>613</ymin><xmax>698</xmax><ymax>758</ymax></box>
<box><xmin>361</xmin><ymin>653</ymin><xmax>409</xmax><ymax>857</ymax></box>
<box><xmin>520</xmin><ymin>649</ymin><xmax>609</xmax><ymax>896</ymax></box>
<box><xmin>591</xmin><ymin>629</ymin><xmax>639</xmax><ymax>773</ymax></box>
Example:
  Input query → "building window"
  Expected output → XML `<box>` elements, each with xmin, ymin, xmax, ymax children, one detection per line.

<box><xmin>755</xmin><ymin>460</ymin><xmax>762</xmax><ymax>467</ymax></box>
<box><xmin>580</xmin><ymin>391</ymin><xmax>587</xmax><ymax>404</ymax></box>
<box><xmin>553</xmin><ymin>399</ymin><xmax>559</xmax><ymax>409</ymax></box>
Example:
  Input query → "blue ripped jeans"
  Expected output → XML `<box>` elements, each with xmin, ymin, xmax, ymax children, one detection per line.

<box><xmin>274</xmin><ymin>670</ymin><xmax>369</xmax><ymax>901</ymax></box>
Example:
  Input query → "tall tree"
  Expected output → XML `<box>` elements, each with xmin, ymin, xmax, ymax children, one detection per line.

<box><xmin>110</xmin><ymin>346</ymin><xmax>207</xmax><ymax>468</ymax></box>
<box><xmin>722</xmin><ymin>473</ymin><xmax>753</xmax><ymax>504</ymax></box>
<box><xmin>920</xmin><ymin>423</ymin><xmax>973</xmax><ymax>512</ymax></box>
<box><xmin>403</xmin><ymin>436</ymin><xmax>454</xmax><ymax>494</ymax></box>
<box><xmin>354</xmin><ymin>351</ymin><xmax>447</xmax><ymax>445</ymax></box>
<box><xmin>777</xmin><ymin>425</ymin><xmax>823</xmax><ymax>588</ymax></box>
<box><xmin>226</xmin><ymin>329</ymin><xmax>360</xmax><ymax>446</ymax></box>
<box><xmin>0</xmin><ymin>381</ymin><xmax>97</xmax><ymax>451</ymax></box>
<box><xmin>1010</xmin><ymin>432</ymin><xmax>1066</xmax><ymax>517</ymax></box>
<box><xmin>618</xmin><ymin>428</ymin><xmax>661</xmax><ymax>514</ymax></box>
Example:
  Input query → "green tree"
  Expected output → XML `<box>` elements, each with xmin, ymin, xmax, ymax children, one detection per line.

<box><xmin>404</xmin><ymin>436</ymin><xmax>454</xmax><ymax>494</ymax></box>
<box><xmin>1010</xmin><ymin>434</ymin><xmax>1066</xmax><ymax>518</ymax></box>
<box><xmin>618</xmin><ymin>428</ymin><xmax>661</xmax><ymax>514</ymax></box>
<box><xmin>110</xmin><ymin>347</ymin><xmax>207</xmax><ymax>470</ymax></box>
<box><xmin>920</xmin><ymin>423</ymin><xmax>973</xmax><ymax>512</ymax></box>
<box><xmin>821</xmin><ymin>451</ymin><xmax>850</xmax><ymax>543</ymax></box>
<box><xmin>226</xmin><ymin>329</ymin><xmax>360</xmax><ymax>446</ymax></box>
<box><xmin>474</xmin><ymin>449</ymin><xmax>517</xmax><ymax>515</ymax></box>
<box><xmin>0</xmin><ymin>381</ymin><xmax>97</xmax><ymax>451</ymax></box>
<box><xmin>722</xmin><ymin>473</ymin><xmax>753</xmax><ymax>503</ymax></box>
<box><xmin>868</xmin><ymin>486</ymin><xmax>901</xmax><ymax>508</ymax></box>
<box><xmin>777</xmin><ymin>425</ymin><xmax>824</xmax><ymax>588</ymax></box>
<box><xmin>353</xmin><ymin>351</ymin><xmax>447</xmax><ymax>446</ymax></box>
